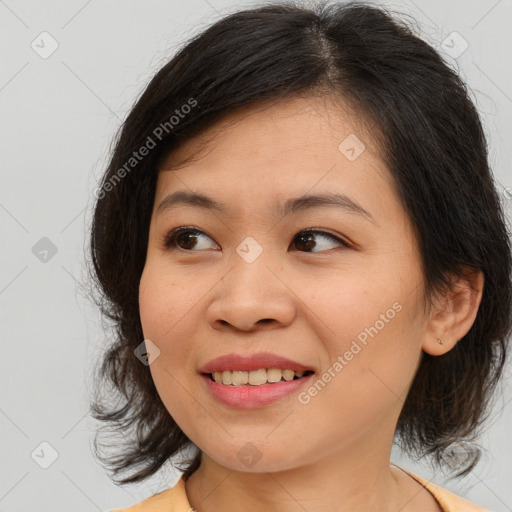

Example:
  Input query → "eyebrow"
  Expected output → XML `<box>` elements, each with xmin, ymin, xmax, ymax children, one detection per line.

<box><xmin>156</xmin><ymin>190</ymin><xmax>376</xmax><ymax>224</ymax></box>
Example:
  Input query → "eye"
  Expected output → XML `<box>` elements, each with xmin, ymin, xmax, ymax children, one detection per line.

<box><xmin>163</xmin><ymin>226</ymin><xmax>219</xmax><ymax>251</ymax></box>
<box><xmin>162</xmin><ymin>227</ymin><xmax>351</xmax><ymax>252</ymax></box>
<box><xmin>291</xmin><ymin>229</ymin><xmax>351</xmax><ymax>252</ymax></box>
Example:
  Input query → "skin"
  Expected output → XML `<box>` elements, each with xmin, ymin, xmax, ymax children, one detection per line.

<box><xmin>138</xmin><ymin>95</ymin><xmax>484</xmax><ymax>512</ymax></box>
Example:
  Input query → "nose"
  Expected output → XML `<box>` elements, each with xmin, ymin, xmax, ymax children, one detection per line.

<box><xmin>206</xmin><ymin>251</ymin><xmax>296</xmax><ymax>333</ymax></box>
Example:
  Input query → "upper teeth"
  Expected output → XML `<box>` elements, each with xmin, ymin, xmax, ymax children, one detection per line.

<box><xmin>211</xmin><ymin>368</ymin><xmax>306</xmax><ymax>386</ymax></box>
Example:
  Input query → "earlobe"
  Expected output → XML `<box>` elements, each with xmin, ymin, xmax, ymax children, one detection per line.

<box><xmin>422</xmin><ymin>268</ymin><xmax>485</xmax><ymax>356</ymax></box>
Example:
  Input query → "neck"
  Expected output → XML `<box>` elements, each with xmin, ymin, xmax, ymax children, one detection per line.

<box><xmin>184</xmin><ymin>431</ymin><xmax>415</xmax><ymax>512</ymax></box>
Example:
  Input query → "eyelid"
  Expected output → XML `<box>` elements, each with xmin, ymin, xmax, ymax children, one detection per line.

<box><xmin>162</xmin><ymin>226</ymin><xmax>219</xmax><ymax>250</ymax></box>
<box><xmin>299</xmin><ymin>228</ymin><xmax>352</xmax><ymax>249</ymax></box>
<box><xmin>162</xmin><ymin>226</ymin><xmax>352</xmax><ymax>251</ymax></box>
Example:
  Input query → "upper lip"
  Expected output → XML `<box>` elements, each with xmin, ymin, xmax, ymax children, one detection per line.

<box><xmin>198</xmin><ymin>352</ymin><xmax>315</xmax><ymax>374</ymax></box>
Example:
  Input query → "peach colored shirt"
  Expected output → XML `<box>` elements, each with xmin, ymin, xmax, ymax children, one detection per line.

<box><xmin>110</xmin><ymin>466</ymin><xmax>489</xmax><ymax>512</ymax></box>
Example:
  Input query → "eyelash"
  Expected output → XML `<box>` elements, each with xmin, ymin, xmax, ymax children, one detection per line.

<box><xmin>162</xmin><ymin>226</ymin><xmax>352</xmax><ymax>253</ymax></box>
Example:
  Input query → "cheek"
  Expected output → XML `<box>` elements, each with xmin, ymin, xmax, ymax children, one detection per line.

<box><xmin>139</xmin><ymin>267</ymin><xmax>190</xmax><ymax>387</ymax></box>
<box><xmin>139</xmin><ymin>268</ymin><xmax>168</xmax><ymax>341</ymax></box>
<box><xmin>295</xmin><ymin>309</ymin><xmax>423</xmax><ymax>452</ymax></box>
<box><xmin>139</xmin><ymin>263</ymin><xmax>196</xmax><ymax>338</ymax></box>
<box><xmin>302</xmin><ymin>265</ymin><xmax>424</xmax><ymax>404</ymax></box>
<box><xmin>299</xmin><ymin>267</ymin><xmax>400</xmax><ymax>350</ymax></box>
<box><xmin>139</xmin><ymin>266</ymin><xmax>200</xmax><ymax>427</ymax></box>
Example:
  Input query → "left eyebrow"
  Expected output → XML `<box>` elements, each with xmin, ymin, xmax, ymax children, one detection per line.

<box><xmin>156</xmin><ymin>190</ymin><xmax>377</xmax><ymax>225</ymax></box>
<box><xmin>279</xmin><ymin>192</ymin><xmax>376</xmax><ymax>225</ymax></box>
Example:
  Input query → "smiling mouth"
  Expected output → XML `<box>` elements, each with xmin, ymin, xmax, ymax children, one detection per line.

<box><xmin>204</xmin><ymin>369</ymin><xmax>315</xmax><ymax>386</ymax></box>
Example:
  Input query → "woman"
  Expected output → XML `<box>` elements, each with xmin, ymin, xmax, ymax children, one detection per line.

<box><xmin>88</xmin><ymin>1</ymin><xmax>512</xmax><ymax>511</ymax></box>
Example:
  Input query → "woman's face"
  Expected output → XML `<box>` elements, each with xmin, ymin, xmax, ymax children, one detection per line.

<box><xmin>139</xmin><ymin>95</ymin><xmax>430</xmax><ymax>473</ymax></box>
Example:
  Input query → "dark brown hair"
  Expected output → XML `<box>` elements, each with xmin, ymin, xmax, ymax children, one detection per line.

<box><xmin>87</xmin><ymin>0</ymin><xmax>512</xmax><ymax>484</ymax></box>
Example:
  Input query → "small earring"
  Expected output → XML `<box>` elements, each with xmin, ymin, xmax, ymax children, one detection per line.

<box><xmin>436</xmin><ymin>338</ymin><xmax>443</xmax><ymax>345</ymax></box>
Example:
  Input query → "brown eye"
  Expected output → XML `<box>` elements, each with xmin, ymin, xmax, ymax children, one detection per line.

<box><xmin>162</xmin><ymin>227</ymin><xmax>350</xmax><ymax>253</ymax></box>
<box><xmin>291</xmin><ymin>230</ymin><xmax>350</xmax><ymax>252</ymax></box>
<box><xmin>163</xmin><ymin>227</ymin><xmax>218</xmax><ymax>251</ymax></box>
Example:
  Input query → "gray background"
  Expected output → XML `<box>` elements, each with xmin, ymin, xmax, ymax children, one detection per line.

<box><xmin>1</xmin><ymin>0</ymin><xmax>511</xmax><ymax>511</ymax></box>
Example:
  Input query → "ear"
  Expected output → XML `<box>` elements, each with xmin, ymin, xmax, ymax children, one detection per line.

<box><xmin>422</xmin><ymin>267</ymin><xmax>485</xmax><ymax>356</ymax></box>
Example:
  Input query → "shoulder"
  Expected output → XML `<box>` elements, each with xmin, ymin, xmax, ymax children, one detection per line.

<box><xmin>109</xmin><ymin>477</ymin><xmax>192</xmax><ymax>512</ymax></box>
<box><xmin>399</xmin><ymin>467</ymin><xmax>490</xmax><ymax>512</ymax></box>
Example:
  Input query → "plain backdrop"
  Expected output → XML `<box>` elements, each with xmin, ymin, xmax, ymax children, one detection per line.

<box><xmin>1</xmin><ymin>0</ymin><xmax>511</xmax><ymax>511</ymax></box>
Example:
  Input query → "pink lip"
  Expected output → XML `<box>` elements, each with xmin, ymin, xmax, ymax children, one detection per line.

<box><xmin>198</xmin><ymin>352</ymin><xmax>315</xmax><ymax>373</ymax></box>
<box><xmin>200</xmin><ymin>372</ymin><xmax>315</xmax><ymax>409</ymax></box>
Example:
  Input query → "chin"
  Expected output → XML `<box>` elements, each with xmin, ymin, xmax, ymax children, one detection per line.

<box><xmin>207</xmin><ymin>445</ymin><xmax>305</xmax><ymax>474</ymax></box>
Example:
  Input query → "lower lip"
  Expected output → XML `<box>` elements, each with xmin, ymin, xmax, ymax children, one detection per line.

<box><xmin>200</xmin><ymin>373</ymin><xmax>315</xmax><ymax>409</ymax></box>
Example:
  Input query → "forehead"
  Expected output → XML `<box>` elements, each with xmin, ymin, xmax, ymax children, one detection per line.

<box><xmin>160</xmin><ymin>95</ymin><xmax>385</xmax><ymax>172</ymax></box>
<box><xmin>154</xmin><ymin>95</ymin><xmax>395</xmax><ymax>217</ymax></box>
